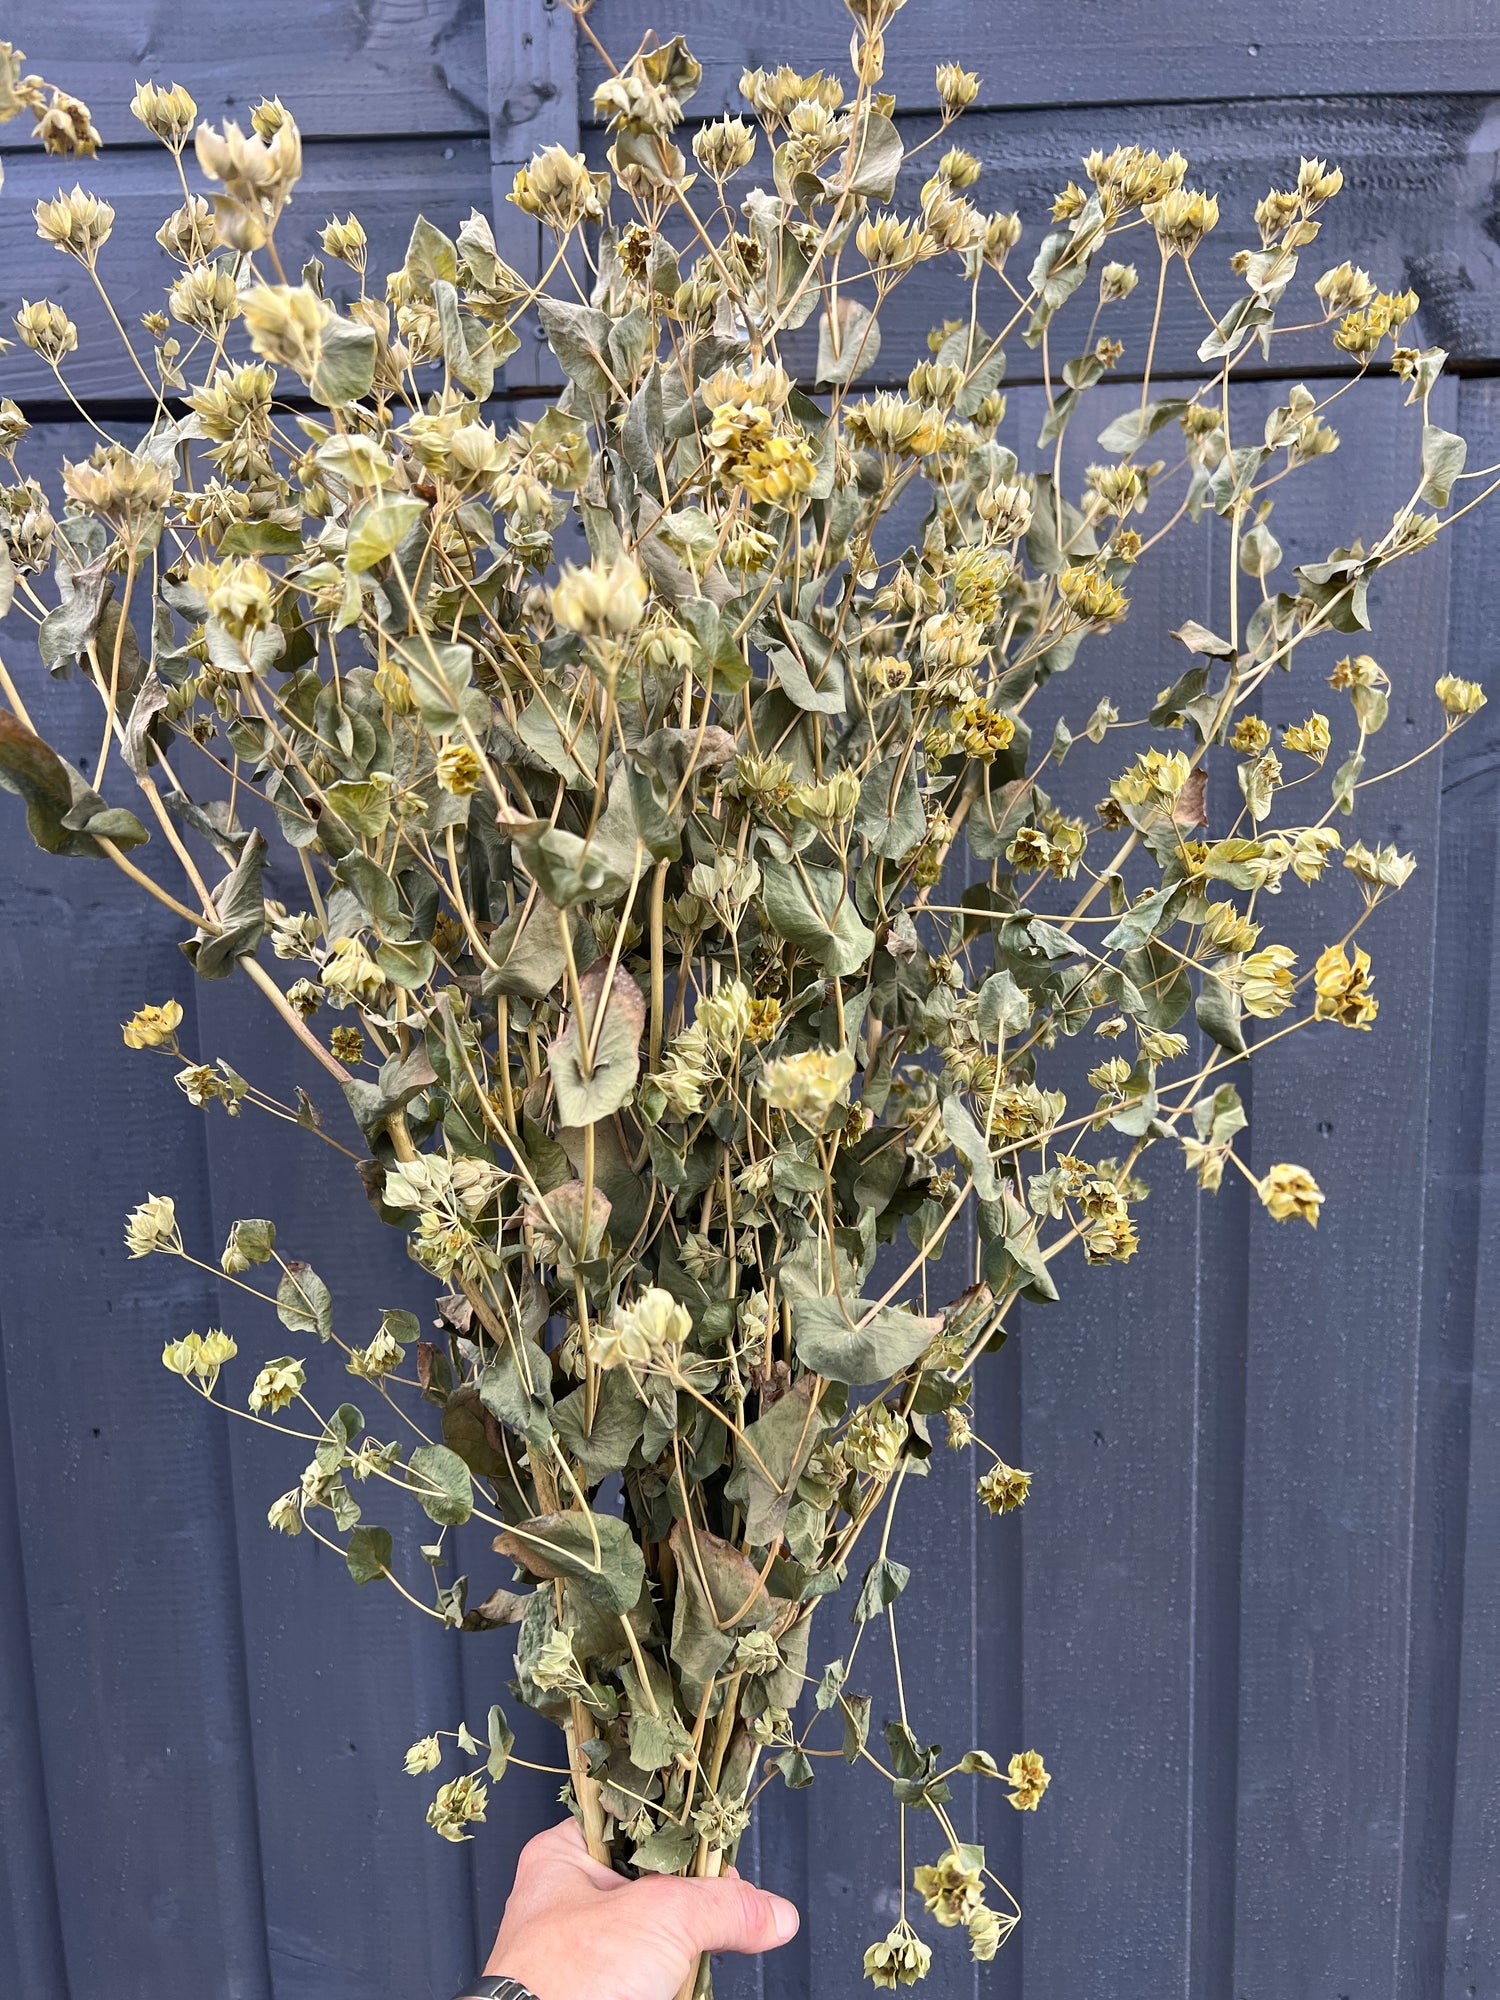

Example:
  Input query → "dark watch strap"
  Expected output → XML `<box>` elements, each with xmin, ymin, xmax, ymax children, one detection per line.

<box><xmin>452</xmin><ymin>1980</ymin><xmax>539</xmax><ymax>2000</ymax></box>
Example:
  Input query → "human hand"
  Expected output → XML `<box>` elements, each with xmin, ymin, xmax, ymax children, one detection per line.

<box><xmin>484</xmin><ymin>1820</ymin><xmax>801</xmax><ymax>2000</ymax></box>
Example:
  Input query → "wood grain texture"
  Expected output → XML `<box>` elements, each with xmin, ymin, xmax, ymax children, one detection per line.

<box><xmin>0</xmin><ymin>138</ymin><xmax>493</xmax><ymax>409</ymax></box>
<box><xmin>1426</xmin><ymin>379</ymin><xmax>1500</xmax><ymax>2000</ymax></box>
<box><xmin>572</xmin><ymin>92</ymin><xmax>1500</xmax><ymax>390</ymax></box>
<box><xmin>487</xmin><ymin>0</ymin><xmax>580</xmax><ymax>387</ymax></box>
<box><xmin>0</xmin><ymin>430</ymin><xmax>276</xmax><ymax>2000</ymax></box>
<box><xmin>2</xmin><ymin>0</ymin><xmax>488</xmax><ymax>144</ymax></box>
<box><xmin>578</xmin><ymin>0</ymin><xmax>1500</xmax><ymax>114</ymax></box>
<box><xmin>1228</xmin><ymin>379</ymin><xmax>1454</xmax><ymax>2000</ymax></box>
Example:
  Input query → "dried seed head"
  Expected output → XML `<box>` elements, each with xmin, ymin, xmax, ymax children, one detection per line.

<box><xmin>13</xmin><ymin>297</ymin><xmax>78</xmax><ymax>364</ymax></box>
<box><xmin>130</xmin><ymin>79</ymin><xmax>197</xmax><ymax>147</ymax></box>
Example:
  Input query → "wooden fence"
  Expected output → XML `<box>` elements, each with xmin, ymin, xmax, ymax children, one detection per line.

<box><xmin>1</xmin><ymin>4</ymin><xmax>1498</xmax><ymax>1995</ymax></box>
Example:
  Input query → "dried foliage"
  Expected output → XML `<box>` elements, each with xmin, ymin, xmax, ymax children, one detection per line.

<box><xmin>0</xmin><ymin>4</ymin><xmax>1490</xmax><ymax>1988</ymax></box>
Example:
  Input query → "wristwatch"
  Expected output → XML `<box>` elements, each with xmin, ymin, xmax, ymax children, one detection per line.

<box><xmin>451</xmin><ymin>1980</ymin><xmax>539</xmax><ymax>2000</ymax></box>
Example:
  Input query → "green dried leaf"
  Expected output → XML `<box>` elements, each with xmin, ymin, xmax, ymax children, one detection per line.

<box><xmin>548</xmin><ymin>962</ymin><xmax>646</xmax><ymax>1126</ymax></box>
<box><xmin>344</xmin><ymin>1524</ymin><xmax>392</xmax><ymax>1585</ymax></box>
<box><xmin>407</xmin><ymin>1442</ymin><xmax>473</xmax><ymax>1526</ymax></box>
<box><xmin>792</xmin><ymin>1296</ymin><xmax>939</xmax><ymax>1385</ymax></box>
<box><xmin>495</xmin><ymin>1510</ymin><xmax>646</xmax><ymax>1616</ymax></box>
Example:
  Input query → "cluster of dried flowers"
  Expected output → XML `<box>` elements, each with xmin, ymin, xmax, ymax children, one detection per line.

<box><xmin>0</xmin><ymin>2</ymin><xmax>1489</xmax><ymax>1988</ymax></box>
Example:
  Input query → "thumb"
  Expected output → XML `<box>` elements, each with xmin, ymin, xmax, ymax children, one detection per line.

<box><xmin>640</xmin><ymin>1874</ymin><xmax>801</xmax><ymax>1957</ymax></box>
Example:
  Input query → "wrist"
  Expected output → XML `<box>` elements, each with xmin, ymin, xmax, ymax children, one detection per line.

<box><xmin>454</xmin><ymin>1979</ymin><xmax>540</xmax><ymax>2000</ymax></box>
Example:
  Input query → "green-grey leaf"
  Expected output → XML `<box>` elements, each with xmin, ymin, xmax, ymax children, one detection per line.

<box><xmin>548</xmin><ymin>962</ymin><xmax>646</xmax><ymax>1126</ymax></box>
<box><xmin>495</xmin><ymin>1510</ymin><xmax>646</xmax><ymax>1616</ymax></box>
<box><xmin>792</xmin><ymin>1296</ymin><xmax>939</xmax><ymax>1385</ymax></box>
<box><xmin>345</xmin><ymin>1524</ymin><xmax>392</xmax><ymax>1585</ymax></box>
<box><xmin>407</xmin><ymin>1443</ymin><xmax>473</xmax><ymax>1526</ymax></box>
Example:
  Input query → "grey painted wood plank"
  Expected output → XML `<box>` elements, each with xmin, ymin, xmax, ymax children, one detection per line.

<box><xmin>1230</xmin><ymin>380</ymin><xmax>1454</xmax><ymax>2000</ymax></box>
<box><xmin>578</xmin><ymin>0</ymin><xmax>1500</xmax><ymax>114</ymax></box>
<box><xmin>0</xmin><ymin>471</ymin><xmax>276</xmax><ymax>1998</ymax></box>
<box><xmin>193</xmin><ymin>969</ymin><xmax>481</xmax><ymax>2000</ymax></box>
<box><xmin>1432</xmin><ymin>378</ymin><xmax>1500</xmax><ymax>2000</ymax></box>
<box><xmin>575</xmin><ymin>92</ymin><xmax>1500</xmax><ymax>390</ymax></box>
<box><xmin>0</xmin><ymin>137</ymin><xmax>492</xmax><ymax>409</ymax></box>
<box><xmin>487</xmin><ymin>0</ymin><xmax>580</xmax><ymax>388</ymax></box>
<box><xmin>12</xmin><ymin>95</ymin><xmax>1498</xmax><ymax>410</ymax></box>
<box><xmin>1003</xmin><ymin>379</ymin><xmax>1220</xmax><ymax>1997</ymax></box>
<box><xmin>0</xmin><ymin>1298</ymin><xmax>70</xmax><ymax>2000</ymax></box>
<box><xmin>2</xmin><ymin>0</ymin><xmax>488</xmax><ymax>144</ymax></box>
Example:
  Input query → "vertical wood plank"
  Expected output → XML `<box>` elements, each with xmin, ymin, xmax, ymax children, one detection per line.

<box><xmin>0</xmin><ymin>1303</ymin><xmax>70</xmax><ymax>2000</ymax></box>
<box><xmin>1230</xmin><ymin>379</ymin><xmax>1453</xmax><ymax>2000</ymax></box>
<box><xmin>1426</xmin><ymin>378</ymin><xmax>1500</xmax><ymax>2000</ymax></box>
<box><xmin>487</xmin><ymin>0</ymin><xmax>579</xmax><ymax>389</ymax></box>
<box><xmin>193</xmin><ymin>964</ymin><xmax>479</xmax><ymax>2000</ymax></box>
<box><xmin>0</xmin><ymin>428</ymin><xmax>275</xmax><ymax>1999</ymax></box>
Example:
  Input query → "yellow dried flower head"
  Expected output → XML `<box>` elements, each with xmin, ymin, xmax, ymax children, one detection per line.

<box><xmin>427</xmin><ymin>1773</ymin><xmax>487</xmax><ymax>1843</ymax></box>
<box><xmin>931</xmin><ymin>60</ymin><xmax>978</xmax><ymax>115</ymax></box>
<box><xmin>697</xmin><ymin>980</ymin><xmax>753</xmax><ymax>1052</ymax></box>
<box><xmin>787</xmin><ymin>769</ymin><xmax>861</xmax><ymax>832</ymax></box>
<box><xmin>435</xmin><ymin>743</ymin><xmax>485</xmax><ymax>796</ymax></box>
<box><xmin>1058</xmin><ymin>564</ymin><xmax>1128</xmax><ymax>624</ymax></box>
<box><xmin>1343</xmin><ymin>840</ymin><xmax>1416</xmax><ymax>892</ymax></box>
<box><xmin>1329</xmin><ymin>652</ymin><xmax>1383</xmax><ymax>691</ymax></box>
<box><xmin>161</xmin><ymin>1328</ymin><xmax>237</xmax><ymax>1386</ymax></box>
<box><xmin>320</xmin><ymin>212</ymin><xmax>367</xmax><ymax>270</ymax></box>
<box><xmin>977</xmin><ymin>1461</ymin><xmax>1031</xmax><ymax>1513</ymax></box>
<box><xmin>1112</xmin><ymin>746</ymin><xmax>1190</xmax><ymax>805</ymax></box>
<box><xmin>978</xmin><ymin>209</ymin><xmax>1023</xmax><ymax>270</ymax></box>
<box><xmin>1199</xmin><ymin>901</ymin><xmax>1261</xmax><ymax>957</ymax></box>
<box><xmin>156</xmin><ymin>195</ymin><xmax>217</xmax><ymax>264</ymax></box>
<box><xmin>248</xmin><ymin>1356</ymin><xmax>306</xmax><ymax>1414</ymax></box>
<box><xmin>863</xmin><ymin>1922</ymin><xmax>932</xmax><ymax>1989</ymax></box>
<box><xmin>1142</xmin><ymin>186</ymin><xmax>1219</xmax><ymax>257</ymax></box>
<box><xmin>597</xmin><ymin>1286</ymin><xmax>693</xmax><ymax>1370</ymax></box>
<box><xmin>1258</xmin><ymin>1163</ymin><xmax>1324</xmax><ymax>1227</ymax></box>
<box><xmin>63</xmin><ymin>444</ymin><xmax>173</xmax><ymax>533</ymax></box>
<box><xmin>856</xmin><ymin>212</ymin><xmax>931</xmax><ymax>271</ymax></box>
<box><xmin>34</xmin><ymin>184</ymin><xmax>114</xmax><ymax>262</ymax></box>
<box><xmin>1298</xmin><ymin>155</ymin><xmax>1344</xmax><ymax>206</ymax></box>
<box><xmin>956</xmin><ymin>697</ymin><xmax>1015</xmax><ymax>762</ymax></box>
<box><xmin>1006</xmin><ymin>1748</ymin><xmax>1051</xmax><ymax>1810</ymax></box>
<box><xmin>122</xmin><ymin>999</ymin><xmax>184</xmax><ymax>1050</ymax></box>
<box><xmin>844</xmin><ymin>1400</ymin><xmax>906</xmax><ymax>1479</ymax></box>
<box><xmin>913</xmin><ymin>1849</ymin><xmax>985</xmax><ymax>1927</ymax></box>
<box><xmin>1282</xmin><ymin>712</ymin><xmax>1331</xmax><ymax>761</ymax></box>
<box><xmin>33</xmin><ymin>87</ymin><xmax>101</xmax><ymax>159</ymax></box>
<box><xmin>1084</xmin><ymin>145</ymin><xmax>1187</xmax><ymax>211</ymax></box>
<box><xmin>125</xmin><ymin>1193</ymin><xmax>181</xmax><ymax>1259</ymax></box>
<box><xmin>1237</xmin><ymin>944</ymin><xmax>1297</xmax><ymax>1018</ymax></box>
<box><xmin>195</xmin><ymin>556</ymin><xmax>275</xmax><ymax>643</ymax></box>
<box><xmin>746</xmin><ymin>996</ymin><xmax>782</xmax><ymax>1045</ymax></box>
<box><xmin>692</xmin><ymin>116</ymin><xmax>756</xmax><ymax>179</ymax></box>
<box><xmin>195</xmin><ymin>112</ymin><xmax>304</xmax><ymax>223</ymax></box>
<box><xmin>739</xmin><ymin>430</ymin><xmax>819</xmax><ymax>507</ymax></box>
<box><xmin>1313</xmin><ymin>943</ymin><xmax>1378</xmax><ymax>1030</ymax></box>
<box><xmin>131</xmin><ymin>80</ymin><xmax>198</xmax><ymax>147</ymax></box>
<box><xmin>329</xmin><ymin>1024</ymin><xmax>365</xmax><ymax>1064</ymax></box>
<box><xmin>760</xmin><ymin>1045</ymin><xmax>857</xmax><ymax>1129</ymax></box>
<box><xmin>267</xmin><ymin>1491</ymin><xmax>302</xmax><ymax>1535</ymax></box>
<box><xmin>240</xmin><ymin>281</ymin><xmax>333</xmax><ymax>371</ymax></box>
<box><xmin>1230</xmin><ymin>714</ymin><xmax>1271</xmax><ymax>754</ymax></box>
<box><xmin>952</xmin><ymin>544</ymin><xmax>1012</xmax><ymax>619</ymax></box>
<box><xmin>1436</xmin><ymin>674</ymin><xmax>1486</xmax><ymax>717</ymax></box>
<box><xmin>551</xmin><ymin>555</ymin><xmax>648</xmax><ymax>636</ymax></box>
<box><xmin>14</xmin><ymin>298</ymin><xmax>77</xmax><ymax>364</ymax></box>
<box><xmin>1315</xmin><ymin>261</ymin><xmax>1376</xmax><ymax>314</ymax></box>
<box><xmin>404</xmin><ymin>1734</ymin><xmax>443</xmax><ymax>1776</ymax></box>
<box><xmin>509</xmin><ymin>145</ymin><xmax>607</xmax><ymax>228</ymax></box>
<box><xmin>1100</xmin><ymin>260</ymin><xmax>1139</xmax><ymax>303</ymax></box>
<box><xmin>170</xmin><ymin>262</ymin><xmax>241</xmax><ymax>339</ymax></box>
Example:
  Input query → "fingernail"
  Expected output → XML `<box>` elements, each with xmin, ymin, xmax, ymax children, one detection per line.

<box><xmin>770</xmin><ymin>1896</ymin><xmax>800</xmax><ymax>1944</ymax></box>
